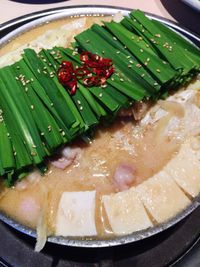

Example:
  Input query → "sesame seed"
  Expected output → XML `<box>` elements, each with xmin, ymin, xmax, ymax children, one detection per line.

<box><xmin>77</xmin><ymin>100</ymin><xmax>81</xmax><ymax>105</ymax></box>
<box><xmin>116</xmin><ymin>51</ymin><xmax>120</xmax><ymax>54</ymax></box>
<box><xmin>126</xmin><ymin>56</ymin><xmax>131</xmax><ymax>59</ymax></box>
<box><xmin>129</xmin><ymin>60</ymin><xmax>134</xmax><ymax>64</ymax></box>
<box><xmin>37</xmin><ymin>69</ymin><xmax>41</xmax><ymax>74</ymax></box>
<box><xmin>156</xmin><ymin>69</ymin><xmax>161</xmax><ymax>73</ymax></box>
<box><xmin>131</xmin><ymin>36</ymin><xmax>135</xmax><ymax>40</ymax></box>
<box><xmin>7</xmin><ymin>133</ymin><xmax>10</xmax><ymax>137</ymax></box>
<box><xmin>154</xmin><ymin>82</ymin><xmax>158</xmax><ymax>86</ymax></box>
<box><xmin>136</xmin><ymin>63</ymin><xmax>142</xmax><ymax>68</ymax></box>
<box><xmin>62</xmin><ymin>131</ymin><xmax>66</xmax><ymax>136</ymax></box>
<box><xmin>31</xmin><ymin>78</ymin><xmax>34</xmax><ymax>82</ymax></box>
<box><xmin>120</xmin><ymin>78</ymin><xmax>124</xmax><ymax>82</ymax></box>
<box><xmin>31</xmin><ymin>152</ymin><xmax>36</xmax><ymax>156</ymax></box>
<box><xmin>16</xmin><ymin>66</ymin><xmax>20</xmax><ymax>70</ymax></box>
<box><xmin>147</xmin><ymin>58</ymin><xmax>150</xmax><ymax>62</ymax></box>
<box><xmin>80</xmin><ymin>106</ymin><xmax>83</xmax><ymax>111</ymax></box>
<box><xmin>140</xmin><ymin>49</ymin><xmax>144</xmax><ymax>53</ymax></box>
<box><xmin>113</xmin><ymin>37</ymin><xmax>117</xmax><ymax>40</ymax></box>
<box><xmin>32</xmin><ymin>144</ymin><xmax>37</xmax><ymax>148</ymax></box>
<box><xmin>99</xmin><ymin>93</ymin><xmax>103</xmax><ymax>97</ymax></box>
<box><xmin>155</xmin><ymin>34</ymin><xmax>161</xmax><ymax>38</ymax></box>
<box><xmin>50</xmin><ymin>103</ymin><xmax>54</xmax><ymax>106</ymax></box>
<box><xmin>30</xmin><ymin>105</ymin><xmax>34</xmax><ymax>110</ymax></box>
<box><xmin>111</xmin><ymin>77</ymin><xmax>115</xmax><ymax>81</ymax></box>
<box><xmin>25</xmin><ymin>87</ymin><xmax>28</xmax><ymax>92</ymax></box>
<box><xmin>41</xmin><ymin>132</ymin><xmax>44</xmax><ymax>136</ymax></box>
<box><xmin>15</xmin><ymin>77</ymin><xmax>19</xmax><ymax>80</ymax></box>
<box><xmin>128</xmin><ymin>65</ymin><xmax>132</xmax><ymax>68</ymax></box>
<box><xmin>141</xmin><ymin>73</ymin><xmax>145</xmax><ymax>77</ymax></box>
<box><xmin>86</xmin><ymin>40</ymin><xmax>90</xmax><ymax>43</ymax></box>
<box><xmin>144</xmin><ymin>62</ymin><xmax>148</xmax><ymax>66</ymax></box>
<box><xmin>14</xmin><ymin>152</ymin><xmax>17</xmax><ymax>156</ymax></box>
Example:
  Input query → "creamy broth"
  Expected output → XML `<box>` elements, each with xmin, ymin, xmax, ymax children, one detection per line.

<box><xmin>0</xmin><ymin>15</ymin><xmax>199</xmax><ymax>239</ymax></box>
<box><xmin>0</xmin><ymin>116</ymin><xmax>179</xmax><ymax>234</ymax></box>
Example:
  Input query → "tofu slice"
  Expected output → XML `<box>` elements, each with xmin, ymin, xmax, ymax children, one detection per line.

<box><xmin>135</xmin><ymin>171</ymin><xmax>191</xmax><ymax>223</ymax></box>
<box><xmin>164</xmin><ymin>137</ymin><xmax>200</xmax><ymax>198</ymax></box>
<box><xmin>102</xmin><ymin>187</ymin><xmax>153</xmax><ymax>235</ymax></box>
<box><xmin>55</xmin><ymin>191</ymin><xmax>97</xmax><ymax>236</ymax></box>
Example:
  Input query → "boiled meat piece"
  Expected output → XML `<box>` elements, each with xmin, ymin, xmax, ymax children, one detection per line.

<box><xmin>51</xmin><ymin>147</ymin><xmax>81</xmax><ymax>170</ymax></box>
<box><xmin>113</xmin><ymin>163</ymin><xmax>136</xmax><ymax>191</ymax></box>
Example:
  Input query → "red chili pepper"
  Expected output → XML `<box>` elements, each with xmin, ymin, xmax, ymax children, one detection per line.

<box><xmin>57</xmin><ymin>51</ymin><xmax>114</xmax><ymax>94</ymax></box>
<box><xmin>57</xmin><ymin>61</ymin><xmax>77</xmax><ymax>95</ymax></box>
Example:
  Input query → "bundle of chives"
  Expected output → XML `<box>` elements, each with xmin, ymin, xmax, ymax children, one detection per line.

<box><xmin>103</xmin><ymin>21</ymin><xmax>177</xmax><ymax>85</ymax></box>
<box><xmin>74</xmin><ymin>29</ymin><xmax>154</xmax><ymax>100</ymax></box>
<box><xmin>0</xmin><ymin>67</ymin><xmax>46</xmax><ymax>165</ymax></box>
<box><xmin>45</xmin><ymin>47</ymin><xmax>123</xmax><ymax>115</ymax></box>
<box><xmin>22</xmin><ymin>49</ymin><xmax>79</xmax><ymax>135</ymax></box>
<box><xmin>91</xmin><ymin>24</ymin><xmax>161</xmax><ymax>92</ymax></box>
<box><xmin>122</xmin><ymin>10</ymin><xmax>199</xmax><ymax>85</ymax></box>
<box><xmin>12</xmin><ymin>61</ymin><xmax>65</xmax><ymax>154</ymax></box>
<box><xmin>39</xmin><ymin>48</ymin><xmax>103</xmax><ymax>128</ymax></box>
<box><xmin>0</xmin><ymin>106</ymin><xmax>15</xmax><ymax>176</ymax></box>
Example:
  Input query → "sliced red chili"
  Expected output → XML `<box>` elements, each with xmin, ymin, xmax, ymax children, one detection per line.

<box><xmin>57</xmin><ymin>61</ymin><xmax>77</xmax><ymax>95</ymax></box>
<box><xmin>57</xmin><ymin>51</ymin><xmax>114</xmax><ymax>94</ymax></box>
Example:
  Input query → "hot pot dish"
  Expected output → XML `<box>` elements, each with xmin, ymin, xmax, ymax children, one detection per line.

<box><xmin>0</xmin><ymin>9</ymin><xmax>199</xmax><ymax>251</ymax></box>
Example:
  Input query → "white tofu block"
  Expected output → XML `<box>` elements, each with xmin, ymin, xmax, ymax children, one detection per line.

<box><xmin>164</xmin><ymin>137</ymin><xmax>200</xmax><ymax>198</ymax></box>
<box><xmin>56</xmin><ymin>191</ymin><xmax>97</xmax><ymax>236</ymax></box>
<box><xmin>102</xmin><ymin>187</ymin><xmax>153</xmax><ymax>235</ymax></box>
<box><xmin>135</xmin><ymin>171</ymin><xmax>191</xmax><ymax>223</ymax></box>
